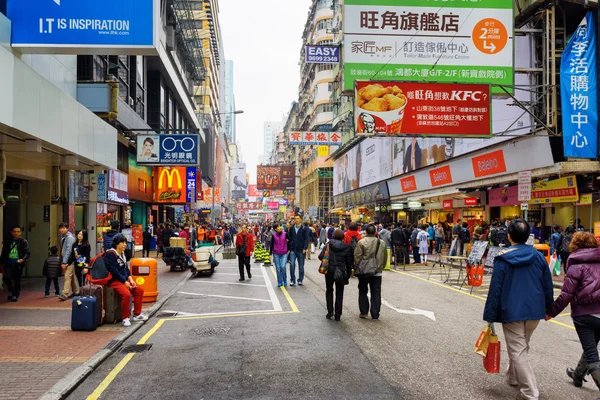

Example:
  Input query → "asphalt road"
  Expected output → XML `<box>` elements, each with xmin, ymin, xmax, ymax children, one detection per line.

<box><xmin>69</xmin><ymin>256</ymin><xmax>599</xmax><ymax>400</ymax></box>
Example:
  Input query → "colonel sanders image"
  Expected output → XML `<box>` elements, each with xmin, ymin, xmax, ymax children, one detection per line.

<box><xmin>359</xmin><ymin>113</ymin><xmax>376</xmax><ymax>134</ymax></box>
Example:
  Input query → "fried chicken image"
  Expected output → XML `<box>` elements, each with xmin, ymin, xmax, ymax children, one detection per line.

<box><xmin>358</xmin><ymin>84</ymin><xmax>389</xmax><ymax>101</ymax></box>
<box><xmin>362</xmin><ymin>97</ymin><xmax>389</xmax><ymax>112</ymax></box>
<box><xmin>383</xmin><ymin>94</ymin><xmax>406</xmax><ymax>110</ymax></box>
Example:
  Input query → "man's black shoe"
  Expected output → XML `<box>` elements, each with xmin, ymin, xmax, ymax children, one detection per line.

<box><xmin>239</xmin><ymin>278</ymin><xmax>245</xmax><ymax>281</ymax></box>
<box><xmin>10</xmin><ymin>297</ymin><xmax>18</xmax><ymax>302</ymax></box>
<box><xmin>248</xmin><ymin>273</ymin><xmax>252</xmax><ymax>279</ymax></box>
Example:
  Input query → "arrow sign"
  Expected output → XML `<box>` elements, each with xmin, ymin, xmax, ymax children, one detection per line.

<box><xmin>381</xmin><ymin>299</ymin><xmax>436</xmax><ymax>321</ymax></box>
<box><xmin>483</xmin><ymin>41</ymin><xmax>496</xmax><ymax>53</ymax></box>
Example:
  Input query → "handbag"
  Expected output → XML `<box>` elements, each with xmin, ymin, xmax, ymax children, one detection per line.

<box><xmin>319</xmin><ymin>244</ymin><xmax>329</xmax><ymax>274</ymax></box>
<box><xmin>236</xmin><ymin>235</ymin><xmax>247</xmax><ymax>256</ymax></box>
<box><xmin>474</xmin><ymin>322</ymin><xmax>493</xmax><ymax>357</ymax></box>
<box><xmin>483</xmin><ymin>324</ymin><xmax>501</xmax><ymax>373</ymax></box>
<box><xmin>355</xmin><ymin>239</ymin><xmax>381</xmax><ymax>278</ymax></box>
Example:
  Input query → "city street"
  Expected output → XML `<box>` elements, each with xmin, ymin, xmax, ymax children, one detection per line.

<box><xmin>68</xmin><ymin>257</ymin><xmax>598</xmax><ymax>400</ymax></box>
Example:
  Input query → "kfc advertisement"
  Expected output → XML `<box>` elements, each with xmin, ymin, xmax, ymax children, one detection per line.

<box><xmin>355</xmin><ymin>81</ymin><xmax>491</xmax><ymax>137</ymax></box>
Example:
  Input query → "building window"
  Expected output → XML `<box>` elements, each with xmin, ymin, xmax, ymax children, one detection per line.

<box><xmin>316</xmin><ymin>20</ymin><xmax>331</xmax><ymax>31</ymax></box>
<box><xmin>316</xmin><ymin>0</ymin><xmax>333</xmax><ymax>10</ymax></box>
<box><xmin>160</xmin><ymin>78</ymin><xmax>166</xmax><ymax>129</ymax></box>
<box><xmin>168</xmin><ymin>93</ymin><xmax>174</xmax><ymax>130</ymax></box>
<box><xmin>315</xmin><ymin>103</ymin><xmax>332</xmax><ymax>114</ymax></box>
<box><xmin>131</xmin><ymin>56</ymin><xmax>145</xmax><ymax>120</ymax></box>
<box><xmin>328</xmin><ymin>82</ymin><xmax>333</xmax><ymax>92</ymax></box>
<box><xmin>317</xmin><ymin>64</ymin><xmax>334</xmax><ymax>72</ymax></box>
<box><xmin>138</xmin><ymin>179</ymin><xmax>147</xmax><ymax>193</ymax></box>
<box><xmin>116</xmin><ymin>56</ymin><xmax>130</xmax><ymax>103</ymax></box>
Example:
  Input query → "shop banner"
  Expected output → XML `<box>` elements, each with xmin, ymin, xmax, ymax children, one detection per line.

<box><xmin>333</xmin><ymin>181</ymin><xmax>389</xmax><ymax>209</ymax></box>
<box><xmin>577</xmin><ymin>193</ymin><xmax>593</xmax><ymax>206</ymax></box>
<box><xmin>97</xmin><ymin>173</ymin><xmax>107</xmax><ymax>203</ymax></box>
<box><xmin>488</xmin><ymin>185</ymin><xmax>519</xmax><ymax>207</ymax></box>
<box><xmin>137</xmin><ymin>134</ymin><xmax>199</xmax><ymax>166</ymax></box>
<box><xmin>518</xmin><ymin>171</ymin><xmax>532</xmax><ymax>202</ymax></box>
<box><xmin>248</xmin><ymin>185</ymin><xmax>259</xmax><ymax>197</ymax></box>
<box><xmin>154</xmin><ymin>167</ymin><xmax>186</xmax><ymax>204</ymax></box>
<box><xmin>235</xmin><ymin>202</ymin><xmax>262</xmax><ymax>211</ymax></box>
<box><xmin>231</xmin><ymin>163</ymin><xmax>247</xmax><ymax>200</ymax></box>
<box><xmin>186</xmin><ymin>168</ymin><xmax>196</xmax><ymax>203</ymax></box>
<box><xmin>257</xmin><ymin>166</ymin><xmax>295</xmax><ymax>190</ymax></box>
<box><xmin>429</xmin><ymin>165</ymin><xmax>453</xmax><ymax>187</ymax></box>
<box><xmin>355</xmin><ymin>81</ymin><xmax>491</xmax><ymax>137</ymax></box>
<box><xmin>305</xmin><ymin>45</ymin><xmax>340</xmax><ymax>63</ymax></box>
<box><xmin>443</xmin><ymin>200</ymin><xmax>453</xmax><ymax>210</ymax></box>
<box><xmin>107</xmin><ymin>170</ymin><xmax>129</xmax><ymax>204</ymax></box>
<box><xmin>561</xmin><ymin>12</ymin><xmax>598</xmax><ymax>159</ymax></box>
<box><xmin>267</xmin><ymin>202</ymin><xmax>279</xmax><ymax>210</ymax></box>
<box><xmin>343</xmin><ymin>0</ymin><xmax>514</xmax><ymax>92</ymax></box>
<box><xmin>530</xmin><ymin>176</ymin><xmax>579</xmax><ymax>204</ymax></box>
<box><xmin>288</xmin><ymin>131</ymin><xmax>341</xmax><ymax>146</ymax></box>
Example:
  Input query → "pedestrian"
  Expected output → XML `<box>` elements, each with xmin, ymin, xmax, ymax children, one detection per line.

<box><xmin>410</xmin><ymin>225</ymin><xmax>421</xmax><ymax>264</ymax></box>
<box><xmin>179</xmin><ymin>224</ymin><xmax>190</xmax><ymax>247</ymax></box>
<box><xmin>460</xmin><ymin>222</ymin><xmax>471</xmax><ymax>256</ymax></box>
<box><xmin>103</xmin><ymin>220</ymin><xmax>120</xmax><ymax>252</ymax></box>
<box><xmin>0</xmin><ymin>226</ymin><xmax>30</xmax><ymax>302</ymax></box>
<box><xmin>451</xmin><ymin>219</ymin><xmax>462</xmax><ymax>256</ymax></box>
<box><xmin>435</xmin><ymin>222</ymin><xmax>445</xmax><ymax>254</ymax></box>
<box><xmin>235</xmin><ymin>224</ymin><xmax>254</xmax><ymax>281</ymax></box>
<box><xmin>270</xmin><ymin>224</ymin><xmax>288</xmax><ymax>287</ymax></box>
<box><xmin>156</xmin><ymin>224</ymin><xmax>164</xmax><ymax>256</ymax></box>
<box><xmin>197</xmin><ymin>225</ymin><xmax>206</xmax><ymax>244</ymax></box>
<box><xmin>327</xmin><ymin>224</ymin><xmax>335</xmax><ymax>240</ymax></box>
<box><xmin>72</xmin><ymin>230</ymin><xmax>91</xmax><ymax>287</ymax></box>
<box><xmin>288</xmin><ymin>216</ymin><xmax>309</xmax><ymax>286</ymax></box>
<box><xmin>104</xmin><ymin>234</ymin><xmax>148</xmax><ymax>327</ymax></box>
<box><xmin>319</xmin><ymin>229</ymin><xmax>352</xmax><ymax>321</ymax></box>
<box><xmin>264</xmin><ymin>225</ymin><xmax>274</xmax><ymax>254</ymax></box>
<box><xmin>545</xmin><ymin>232</ymin><xmax>600</xmax><ymax>394</ymax></box>
<box><xmin>43</xmin><ymin>246</ymin><xmax>61</xmax><ymax>298</ymax></box>
<box><xmin>58</xmin><ymin>222</ymin><xmax>78</xmax><ymax>301</ymax></box>
<box><xmin>491</xmin><ymin>220</ymin><xmax>510</xmax><ymax>248</ymax></box>
<box><xmin>417</xmin><ymin>225</ymin><xmax>430</xmax><ymax>265</ymax></box>
<box><xmin>549</xmin><ymin>225</ymin><xmax>562</xmax><ymax>255</ymax></box>
<box><xmin>319</xmin><ymin>223</ymin><xmax>328</xmax><ymax>247</ymax></box>
<box><xmin>343</xmin><ymin>223</ymin><xmax>362</xmax><ymax>256</ymax></box>
<box><xmin>483</xmin><ymin>219</ymin><xmax>554</xmax><ymax>400</ymax></box>
<box><xmin>560</xmin><ymin>225</ymin><xmax>576</xmax><ymax>274</ymax></box>
<box><xmin>161</xmin><ymin>224</ymin><xmax>171</xmax><ymax>250</ymax></box>
<box><xmin>354</xmin><ymin>224</ymin><xmax>387</xmax><ymax>320</ymax></box>
<box><xmin>379</xmin><ymin>224</ymin><xmax>392</xmax><ymax>249</ymax></box>
<box><xmin>190</xmin><ymin>223</ymin><xmax>198</xmax><ymax>250</ymax></box>
<box><xmin>531</xmin><ymin>221</ymin><xmax>545</xmax><ymax>244</ymax></box>
<box><xmin>142</xmin><ymin>227</ymin><xmax>152</xmax><ymax>257</ymax></box>
<box><xmin>576</xmin><ymin>218</ymin><xmax>585</xmax><ymax>232</ymax></box>
<box><xmin>427</xmin><ymin>223</ymin><xmax>435</xmax><ymax>254</ymax></box>
<box><xmin>305</xmin><ymin>222</ymin><xmax>316</xmax><ymax>260</ymax></box>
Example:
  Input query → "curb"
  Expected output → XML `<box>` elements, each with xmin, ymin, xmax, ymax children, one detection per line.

<box><xmin>40</xmin><ymin>271</ymin><xmax>192</xmax><ymax>400</ymax></box>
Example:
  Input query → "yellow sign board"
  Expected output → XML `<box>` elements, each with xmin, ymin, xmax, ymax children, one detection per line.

<box><xmin>317</xmin><ymin>146</ymin><xmax>329</xmax><ymax>157</ymax></box>
<box><xmin>595</xmin><ymin>222</ymin><xmax>600</xmax><ymax>238</ymax></box>
<box><xmin>529</xmin><ymin>175</ymin><xmax>578</xmax><ymax>204</ymax></box>
<box><xmin>577</xmin><ymin>193</ymin><xmax>593</xmax><ymax>206</ymax></box>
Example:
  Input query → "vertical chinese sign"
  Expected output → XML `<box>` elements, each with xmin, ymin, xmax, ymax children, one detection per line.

<box><xmin>560</xmin><ymin>12</ymin><xmax>598</xmax><ymax>159</ymax></box>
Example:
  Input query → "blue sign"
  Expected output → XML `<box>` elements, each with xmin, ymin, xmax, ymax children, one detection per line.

<box><xmin>305</xmin><ymin>45</ymin><xmax>340</xmax><ymax>64</ymax></box>
<box><xmin>137</xmin><ymin>134</ymin><xmax>199</xmax><ymax>166</ymax></box>
<box><xmin>186</xmin><ymin>168</ymin><xmax>196</xmax><ymax>203</ymax></box>
<box><xmin>7</xmin><ymin>0</ymin><xmax>154</xmax><ymax>50</ymax></box>
<box><xmin>97</xmin><ymin>173</ymin><xmax>106</xmax><ymax>203</ymax></box>
<box><xmin>561</xmin><ymin>12</ymin><xmax>598</xmax><ymax>159</ymax></box>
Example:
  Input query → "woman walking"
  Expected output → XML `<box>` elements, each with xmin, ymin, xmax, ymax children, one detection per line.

<box><xmin>270</xmin><ymin>224</ymin><xmax>288</xmax><ymax>287</ymax></box>
<box><xmin>72</xmin><ymin>230</ymin><xmax>91</xmax><ymax>287</ymax></box>
<box><xmin>547</xmin><ymin>232</ymin><xmax>600</xmax><ymax>397</ymax></box>
<box><xmin>318</xmin><ymin>229</ymin><xmax>352</xmax><ymax>321</ymax></box>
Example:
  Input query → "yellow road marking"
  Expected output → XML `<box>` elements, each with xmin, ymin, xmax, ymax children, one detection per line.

<box><xmin>558</xmin><ymin>313</ymin><xmax>571</xmax><ymax>317</ymax></box>
<box><xmin>390</xmin><ymin>269</ymin><xmax>575</xmax><ymax>330</ymax></box>
<box><xmin>138</xmin><ymin>319</ymin><xmax>164</xmax><ymax>344</ymax></box>
<box><xmin>270</xmin><ymin>266</ymin><xmax>299</xmax><ymax>312</ymax></box>
<box><xmin>165</xmin><ymin>310</ymin><xmax>296</xmax><ymax>321</ymax></box>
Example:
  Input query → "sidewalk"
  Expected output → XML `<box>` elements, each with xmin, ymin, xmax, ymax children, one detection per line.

<box><xmin>0</xmin><ymin>255</ymin><xmax>189</xmax><ymax>400</ymax></box>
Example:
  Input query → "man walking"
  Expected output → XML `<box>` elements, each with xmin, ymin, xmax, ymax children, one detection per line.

<box><xmin>58</xmin><ymin>222</ymin><xmax>78</xmax><ymax>301</ymax></box>
<box><xmin>0</xmin><ymin>226</ymin><xmax>30</xmax><ymax>302</ymax></box>
<box><xmin>452</xmin><ymin>219</ymin><xmax>462</xmax><ymax>256</ymax></box>
<box><xmin>190</xmin><ymin>223</ymin><xmax>198</xmax><ymax>250</ymax></box>
<box><xmin>235</xmin><ymin>224</ymin><xmax>254</xmax><ymax>281</ymax></box>
<box><xmin>354</xmin><ymin>224</ymin><xmax>387</xmax><ymax>320</ymax></box>
<box><xmin>391</xmin><ymin>224</ymin><xmax>408</xmax><ymax>266</ymax></box>
<box><xmin>288</xmin><ymin>215</ymin><xmax>309</xmax><ymax>286</ymax></box>
<box><xmin>483</xmin><ymin>219</ymin><xmax>553</xmax><ymax>400</ymax></box>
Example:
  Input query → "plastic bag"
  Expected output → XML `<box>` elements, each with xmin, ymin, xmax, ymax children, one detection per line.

<box><xmin>474</xmin><ymin>323</ymin><xmax>492</xmax><ymax>357</ymax></box>
<box><xmin>553</xmin><ymin>257</ymin><xmax>562</xmax><ymax>276</ymax></box>
<box><xmin>483</xmin><ymin>324</ymin><xmax>501</xmax><ymax>373</ymax></box>
<box><xmin>548</xmin><ymin>252</ymin><xmax>557</xmax><ymax>274</ymax></box>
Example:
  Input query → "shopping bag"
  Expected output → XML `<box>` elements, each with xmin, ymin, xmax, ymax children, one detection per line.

<box><xmin>548</xmin><ymin>252</ymin><xmax>557</xmax><ymax>273</ymax></box>
<box><xmin>553</xmin><ymin>258</ymin><xmax>562</xmax><ymax>277</ymax></box>
<box><xmin>474</xmin><ymin>323</ymin><xmax>493</xmax><ymax>357</ymax></box>
<box><xmin>311</xmin><ymin>243</ymin><xmax>316</xmax><ymax>254</ymax></box>
<box><xmin>319</xmin><ymin>245</ymin><xmax>329</xmax><ymax>275</ymax></box>
<box><xmin>483</xmin><ymin>325</ymin><xmax>501</xmax><ymax>373</ymax></box>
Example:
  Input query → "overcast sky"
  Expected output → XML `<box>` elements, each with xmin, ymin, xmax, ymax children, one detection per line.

<box><xmin>219</xmin><ymin>0</ymin><xmax>311</xmax><ymax>183</ymax></box>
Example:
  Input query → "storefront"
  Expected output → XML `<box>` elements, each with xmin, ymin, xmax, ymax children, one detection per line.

<box><xmin>127</xmin><ymin>154</ymin><xmax>154</xmax><ymax>242</ymax></box>
<box><xmin>332</xmin><ymin>182</ymin><xmax>390</xmax><ymax>225</ymax></box>
<box><xmin>96</xmin><ymin>169</ymin><xmax>129</xmax><ymax>253</ymax></box>
<box><xmin>154</xmin><ymin>166</ymin><xmax>189</xmax><ymax>224</ymax></box>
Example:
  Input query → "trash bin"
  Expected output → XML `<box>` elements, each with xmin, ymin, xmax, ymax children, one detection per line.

<box><xmin>534</xmin><ymin>244</ymin><xmax>551</xmax><ymax>264</ymax></box>
<box><xmin>130</xmin><ymin>258</ymin><xmax>158</xmax><ymax>303</ymax></box>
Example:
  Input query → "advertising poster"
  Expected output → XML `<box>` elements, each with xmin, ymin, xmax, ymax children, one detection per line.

<box><xmin>355</xmin><ymin>81</ymin><xmax>491</xmax><ymax>137</ymax></box>
<box><xmin>257</xmin><ymin>166</ymin><xmax>295</xmax><ymax>190</ymax></box>
<box><xmin>137</xmin><ymin>134</ymin><xmax>199</xmax><ymax>166</ymax></box>
<box><xmin>305</xmin><ymin>45</ymin><xmax>340</xmax><ymax>63</ymax></box>
<box><xmin>107</xmin><ymin>170</ymin><xmax>129</xmax><ymax>204</ymax></box>
<box><xmin>231</xmin><ymin>163</ymin><xmax>248</xmax><ymax>200</ymax></box>
<box><xmin>248</xmin><ymin>184</ymin><xmax>259</xmax><ymax>197</ymax></box>
<box><xmin>342</xmin><ymin>0</ymin><xmax>514</xmax><ymax>92</ymax></box>
<box><xmin>154</xmin><ymin>167</ymin><xmax>186</xmax><ymax>204</ymax></box>
<box><xmin>530</xmin><ymin>176</ymin><xmax>579</xmax><ymax>204</ymax></box>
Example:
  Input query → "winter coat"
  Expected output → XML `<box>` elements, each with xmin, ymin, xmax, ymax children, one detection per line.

<box><xmin>483</xmin><ymin>244</ymin><xmax>554</xmax><ymax>323</ymax></box>
<box><xmin>391</xmin><ymin>227</ymin><xmax>406</xmax><ymax>246</ymax></box>
<box><xmin>43</xmin><ymin>255</ymin><xmax>62</xmax><ymax>279</ymax></box>
<box><xmin>105</xmin><ymin>250</ymin><xmax>130</xmax><ymax>284</ymax></box>
<box><xmin>548</xmin><ymin>248</ymin><xmax>600</xmax><ymax>318</ymax></box>
<box><xmin>143</xmin><ymin>231</ymin><xmax>152</xmax><ymax>245</ymax></box>
<box><xmin>410</xmin><ymin>229</ymin><xmax>419</xmax><ymax>247</ymax></box>
<box><xmin>72</xmin><ymin>242</ymin><xmax>91</xmax><ymax>267</ymax></box>
<box><xmin>287</xmin><ymin>225</ymin><xmax>309</xmax><ymax>252</ymax></box>
<box><xmin>103</xmin><ymin>229</ymin><xmax>119</xmax><ymax>252</ymax></box>
<box><xmin>61</xmin><ymin>232</ymin><xmax>76</xmax><ymax>265</ymax></box>
<box><xmin>343</xmin><ymin>230</ymin><xmax>362</xmax><ymax>246</ymax></box>
<box><xmin>379</xmin><ymin>229</ymin><xmax>392</xmax><ymax>247</ymax></box>
<box><xmin>235</xmin><ymin>232</ymin><xmax>255</xmax><ymax>257</ymax></box>
<box><xmin>0</xmin><ymin>237</ymin><xmax>31</xmax><ymax>267</ymax></box>
<box><xmin>427</xmin><ymin>226</ymin><xmax>435</xmax><ymax>241</ymax></box>
<box><xmin>270</xmin><ymin>231</ymin><xmax>288</xmax><ymax>255</ymax></box>
<box><xmin>319</xmin><ymin>239</ymin><xmax>353</xmax><ymax>278</ymax></box>
<box><xmin>549</xmin><ymin>232</ymin><xmax>562</xmax><ymax>255</ymax></box>
<box><xmin>354</xmin><ymin>236</ymin><xmax>388</xmax><ymax>274</ymax></box>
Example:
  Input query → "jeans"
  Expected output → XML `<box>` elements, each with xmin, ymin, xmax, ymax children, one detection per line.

<box><xmin>238</xmin><ymin>255</ymin><xmax>251</xmax><ymax>279</ymax></box>
<box><xmin>325</xmin><ymin>271</ymin><xmax>345</xmax><ymax>317</ymax></box>
<box><xmin>503</xmin><ymin>320</ymin><xmax>540</xmax><ymax>400</ymax></box>
<box><xmin>358</xmin><ymin>276</ymin><xmax>382</xmax><ymax>319</ymax></box>
<box><xmin>412</xmin><ymin>246</ymin><xmax>421</xmax><ymax>264</ymax></box>
<box><xmin>107</xmin><ymin>280</ymin><xmax>144</xmax><ymax>320</ymax></box>
<box><xmin>4</xmin><ymin>263</ymin><xmax>23</xmax><ymax>298</ymax></box>
<box><xmin>435</xmin><ymin>238</ymin><xmax>443</xmax><ymax>253</ymax></box>
<box><xmin>289</xmin><ymin>251</ymin><xmax>305</xmax><ymax>284</ymax></box>
<box><xmin>45</xmin><ymin>277</ymin><xmax>59</xmax><ymax>295</ymax></box>
<box><xmin>573</xmin><ymin>315</ymin><xmax>600</xmax><ymax>366</ymax></box>
<box><xmin>273</xmin><ymin>253</ymin><xmax>288</xmax><ymax>286</ymax></box>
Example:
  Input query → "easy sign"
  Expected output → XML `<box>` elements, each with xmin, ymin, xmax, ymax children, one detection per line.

<box><xmin>305</xmin><ymin>45</ymin><xmax>340</xmax><ymax>63</ymax></box>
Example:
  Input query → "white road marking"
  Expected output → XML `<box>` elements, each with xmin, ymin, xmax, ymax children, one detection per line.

<box><xmin>261</xmin><ymin>261</ymin><xmax>282</xmax><ymax>312</ymax></box>
<box><xmin>160</xmin><ymin>309</ymin><xmax>276</xmax><ymax>318</ymax></box>
<box><xmin>189</xmin><ymin>281</ymin><xmax>267</xmax><ymax>288</ymax></box>
<box><xmin>381</xmin><ymin>299</ymin><xmax>436</xmax><ymax>321</ymax></box>
<box><xmin>178</xmin><ymin>291</ymin><xmax>272</xmax><ymax>303</ymax></box>
<box><xmin>215</xmin><ymin>272</ymin><xmax>264</xmax><ymax>277</ymax></box>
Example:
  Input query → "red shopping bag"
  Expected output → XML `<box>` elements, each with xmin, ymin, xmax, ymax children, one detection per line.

<box><xmin>483</xmin><ymin>325</ymin><xmax>501</xmax><ymax>373</ymax></box>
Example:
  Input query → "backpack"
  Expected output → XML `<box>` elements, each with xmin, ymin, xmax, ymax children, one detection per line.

<box><xmin>349</xmin><ymin>235</ymin><xmax>359</xmax><ymax>252</ymax></box>
<box><xmin>494</xmin><ymin>227</ymin><xmax>510</xmax><ymax>247</ymax></box>
<box><xmin>561</xmin><ymin>234</ymin><xmax>572</xmax><ymax>253</ymax></box>
<box><xmin>88</xmin><ymin>250</ymin><xmax>115</xmax><ymax>286</ymax></box>
<box><xmin>460</xmin><ymin>227</ymin><xmax>470</xmax><ymax>243</ymax></box>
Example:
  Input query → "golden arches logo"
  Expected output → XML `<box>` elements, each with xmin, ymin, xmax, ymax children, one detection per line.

<box><xmin>158</xmin><ymin>168</ymin><xmax>182</xmax><ymax>190</ymax></box>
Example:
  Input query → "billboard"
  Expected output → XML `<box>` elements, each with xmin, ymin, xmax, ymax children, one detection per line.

<box><xmin>333</xmin><ymin>182</ymin><xmax>390</xmax><ymax>209</ymax></box>
<box><xmin>561</xmin><ymin>12</ymin><xmax>598</xmax><ymax>159</ymax></box>
<box><xmin>288</xmin><ymin>131</ymin><xmax>342</xmax><ymax>146</ymax></box>
<box><xmin>231</xmin><ymin>163</ymin><xmax>247</xmax><ymax>200</ymax></box>
<box><xmin>235</xmin><ymin>202</ymin><xmax>262</xmax><ymax>211</ymax></box>
<box><xmin>305</xmin><ymin>45</ymin><xmax>340</xmax><ymax>63</ymax></box>
<box><xmin>137</xmin><ymin>134</ymin><xmax>199</xmax><ymax>166</ymax></box>
<box><xmin>257</xmin><ymin>166</ymin><xmax>295</xmax><ymax>191</ymax></box>
<box><xmin>248</xmin><ymin>184</ymin><xmax>259</xmax><ymax>197</ymax></box>
<box><xmin>530</xmin><ymin>176</ymin><xmax>579</xmax><ymax>204</ymax></box>
<box><xmin>186</xmin><ymin>168</ymin><xmax>196</xmax><ymax>203</ymax></box>
<box><xmin>355</xmin><ymin>81</ymin><xmax>491</xmax><ymax>136</ymax></box>
<box><xmin>7</xmin><ymin>0</ymin><xmax>158</xmax><ymax>55</ymax></box>
<box><xmin>107</xmin><ymin>170</ymin><xmax>128</xmax><ymax>204</ymax></box>
<box><xmin>154</xmin><ymin>167</ymin><xmax>187</xmax><ymax>204</ymax></box>
<box><xmin>342</xmin><ymin>0</ymin><xmax>514</xmax><ymax>93</ymax></box>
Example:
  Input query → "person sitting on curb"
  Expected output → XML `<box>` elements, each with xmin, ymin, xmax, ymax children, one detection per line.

<box><xmin>104</xmin><ymin>233</ymin><xmax>148</xmax><ymax>327</ymax></box>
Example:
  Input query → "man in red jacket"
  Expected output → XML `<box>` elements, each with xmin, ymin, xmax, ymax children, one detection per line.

<box><xmin>236</xmin><ymin>224</ymin><xmax>255</xmax><ymax>281</ymax></box>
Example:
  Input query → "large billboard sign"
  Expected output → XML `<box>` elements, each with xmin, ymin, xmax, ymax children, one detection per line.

<box><xmin>257</xmin><ymin>166</ymin><xmax>295</xmax><ymax>191</ymax></box>
<box><xmin>355</xmin><ymin>81</ymin><xmax>491</xmax><ymax>137</ymax></box>
<box><xmin>288</xmin><ymin>131</ymin><xmax>342</xmax><ymax>146</ymax></box>
<box><xmin>343</xmin><ymin>0</ymin><xmax>514</xmax><ymax>93</ymax></box>
<box><xmin>107</xmin><ymin>170</ymin><xmax>128</xmax><ymax>204</ymax></box>
<box><xmin>231</xmin><ymin>163</ymin><xmax>247</xmax><ymax>201</ymax></box>
<box><xmin>6</xmin><ymin>0</ymin><xmax>159</xmax><ymax>55</ymax></box>
<box><xmin>137</xmin><ymin>134</ymin><xmax>199</xmax><ymax>166</ymax></box>
<box><xmin>154</xmin><ymin>167</ymin><xmax>186</xmax><ymax>204</ymax></box>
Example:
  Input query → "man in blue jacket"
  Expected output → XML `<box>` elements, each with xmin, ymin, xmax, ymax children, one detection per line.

<box><xmin>287</xmin><ymin>215</ymin><xmax>309</xmax><ymax>286</ymax></box>
<box><xmin>483</xmin><ymin>219</ymin><xmax>553</xmax><ymax>400</ymax></box>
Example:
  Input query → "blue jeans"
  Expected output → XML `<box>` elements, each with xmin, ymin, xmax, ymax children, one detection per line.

<box><xmin>435</xmin><ymin>238</ymin><xmax>443</xmax><ymax>253</ymax></box>
<box><xmin>289</xmin><ymin>251</ymin><xmax>305</xmax><ymax>284</ymax></box>
<box><xmin>273</xmin><ymin>253</ymin><xmax>288</xmax><ymax>286</ymax></box>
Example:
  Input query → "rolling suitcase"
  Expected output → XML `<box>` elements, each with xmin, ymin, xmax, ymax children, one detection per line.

<box><xmin>79</xmin><ymin>280</ymin><xmax>105</xmax><ymax>326</ymax></box>
<box><xmin>71</xmin><ymin>296</ymin><xmax>98</xmax><ymax>331</ymax></box>
<box><xmin>104</xmin><ymin>287</ymin><xmax>132</xmax><ymax>324</ymax></box>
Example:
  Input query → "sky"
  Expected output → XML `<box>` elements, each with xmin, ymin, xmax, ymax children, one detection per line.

<box><xmin>219</xmin><ymin>0</ymin><xmax>312</xmax><ymax>183</ymax></box>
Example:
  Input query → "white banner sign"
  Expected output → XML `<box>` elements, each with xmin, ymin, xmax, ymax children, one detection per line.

<box><xmin>518</xmin><ymin>170</ymin><xmax>532</xmax><ymax>202</ymax></box>
<box><xmin>288</xmin><ymin>131</ymin><xmax>342</xmax><ymax>146</ymax></box>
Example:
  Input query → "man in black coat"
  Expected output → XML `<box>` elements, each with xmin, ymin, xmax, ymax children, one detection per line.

<box><xmin>0</xmin><ymin>226</ymin><xmax>30</xmax><ymax>302</ymax></box>
<box><xmin>287</xmin><ymin>216</ymin><xmax>309</xmax><ymax>286</ymax></box>
<box><xmin>391</xmin><ymin>224</ymin><xmax>410</xmax><ymax>266</ymax></box>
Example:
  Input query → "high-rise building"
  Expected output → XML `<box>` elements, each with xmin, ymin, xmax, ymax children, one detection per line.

<box><xmin>263</xmin><ymin>121</ymin><xmax>282</xmax><ymax>162</ymax></box>
<box><xmin>224</xmin><ymin>60</ymin><xmax>236</xmax><ymax>143</ymax></box>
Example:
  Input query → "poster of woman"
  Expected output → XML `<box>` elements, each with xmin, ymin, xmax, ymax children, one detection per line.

<box><xmin>137</xmin><ymin>135</ymin><xmax>159</xmax><ymax>162</ymax></box>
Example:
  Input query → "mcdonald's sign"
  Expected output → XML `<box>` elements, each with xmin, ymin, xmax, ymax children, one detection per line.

<box><xmin>154</xmin><ymin>167</ymin><xmax>186</xmax><ymax>203</ymax></box>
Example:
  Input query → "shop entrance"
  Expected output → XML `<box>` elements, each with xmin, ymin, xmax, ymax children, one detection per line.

<box><xmin>3</xmin><ymin>178</ymin><xmax>27</xmax><ymax>236</ymax></box>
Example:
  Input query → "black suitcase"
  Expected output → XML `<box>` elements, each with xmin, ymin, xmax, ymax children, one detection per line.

<box><xmin>104</xmin><ymin>287</ymin><xmax>123</xmax><ymax>324</ymax></box>
<box><xmin>80</xmin><ymin>281</ymin><xmax>105</xmax><ymax>326</ymax></box>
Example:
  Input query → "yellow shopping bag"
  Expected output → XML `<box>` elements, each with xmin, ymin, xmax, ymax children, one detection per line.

<box><xmin>474</xmin><ymin>323</ymin><xmax>493</xmax><ymax>357</ymax></box>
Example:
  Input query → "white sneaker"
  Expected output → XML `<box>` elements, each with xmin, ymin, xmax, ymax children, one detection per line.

<box><xmin>133</xmin><ymin>314</ymin><xmax>148</xmax><ymax>322</ymax></box>
<box><xmin>122</xmin><ymin>318</ymin><xmax>131</xmax><ymax>327</ymax></box>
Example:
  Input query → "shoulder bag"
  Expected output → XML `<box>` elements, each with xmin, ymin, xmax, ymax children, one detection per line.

<box><xmin>355</xmin><ymin>239</ymin><xmax>381</xmax><ymax>278</ymax></box>
<box><xmin>236</xmin><ymin>234</ymin><xmax>247</xmax><ymax>256</ymax></box>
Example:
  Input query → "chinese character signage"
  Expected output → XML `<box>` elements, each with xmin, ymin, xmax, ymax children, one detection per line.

<box><xmin>355</xmin><ymin>81</ymin><xmax>491</xmax><ymax>136</ymax></box>
<box><xmin>257</xmin><ymin>166</ymin><xmax>295</xmax><ymax>190</ymax></box>
<box><xmin>288</xmin><ymin>131</ymin><xmax>342</xmax><ymax>145</ymax></box>
<box><xmin>518</xmin><ymin>171</ymin><xmax>531</xmax><ymax>202</ymax></box>
<box><xmin>137</xmin><ymin>134</ymin><xmax>199</xmax><ymax>166</ymax></box>
<box><xmin>154</xmin><ymin>167</ymin><xmax>186</xmax><ymax>204</ymax></box>
<box><xmin>107</xmin><ymin>170</ymin><xmax>129</xmax><ymax>204</ymax></box>
<box><xmin>97</xmin><ymin>173</ymin><xmax>107</xmax><ymax>202</ymax></box>
<box><xmin>561</xmin><ymin>12</ymin><xmax>598</xmax><ymax>159</ymax></box>
<box><xmin>186</xmin><ymin>168</ymin><xmax>196</xmax><ymax>203</ymax></box>
<box><xmin>530</xmin><ymin>176</ymin><xmax>579</xmax><ymax>204</ymax></box>
<box><xmin>343</xmin><ymin>0</ymin><xmax>514</xmax><ymax>93</ymax></box>
<box><xmin>305</xmin><ymin>45</ymin><xmax>340</xmax><ymax>63</ymax></box>
<box><xmin>235</xmin><ymin>202</ymin><xmax>262</xmax><ymax>211</ymax></box>
<box><xmin>333</xmin><ymin>182</ymin><xmax>389</xmax><ymax>208</ymax></box>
